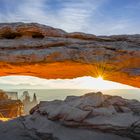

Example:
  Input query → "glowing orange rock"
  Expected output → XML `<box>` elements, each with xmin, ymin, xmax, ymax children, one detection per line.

<box><xmin>0</xmin><ymin>23</ymin><xmax>139</xmax><ymax>88</ymax></box>
<box><xmin>0</xmin><ymin>90</ymin><xmax>23</xmax><ymax>118</ymax></box>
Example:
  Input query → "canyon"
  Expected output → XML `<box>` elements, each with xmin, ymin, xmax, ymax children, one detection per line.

<box><xmin>0</xmin><ymin>23</ymin><xmax>140</xmax><ymax>140</ymax></box>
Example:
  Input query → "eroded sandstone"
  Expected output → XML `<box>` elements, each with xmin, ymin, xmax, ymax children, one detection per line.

<box><xmin>0</xmin><ymin>23</ymin><xmax>140</xmax><ymax>87</ymax></box>
<box><xmin>0</xmin><ymin>90</ymin><xmax>23</xmax><ymax>118</ymax></box>
<box><xmin>30</xmin><ymin>92</ymin><xmax>140</xmax><ymax>139</ymax></box>
<box><xmin>0</xmin><ymin>92</ymin><xmax>139</xmax><ymax>140</ymax></box>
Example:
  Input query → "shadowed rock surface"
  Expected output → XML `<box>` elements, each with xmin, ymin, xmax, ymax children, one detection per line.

<box><xmin>0</xmin><ymin>23</ymin><xmax>140</xmax><ymax>88</ymax></box>
<box><xmin>0</xmin><ymin>92</ymin><xmax>139</xmax><ymax>140</ymax></box>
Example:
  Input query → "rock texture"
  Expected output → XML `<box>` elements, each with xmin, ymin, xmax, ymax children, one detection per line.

<box><xmin>30</xmin><ymin>92</ymin><xmax>140</xmax><ymax>140</ymax></box>
<box><xmin>0</xmin><ymin>90</ymin><xmax>23</xmax><ymax>118</ymax></box>
<box><xmin>0</xmin><ymin>92</ymin><xmax>139</xmax><ymax>140</ymax></box>
<box><xmin>0</xmin><ymin>23</ymin><xmax>139</xmax><ymax>87</ymax></box>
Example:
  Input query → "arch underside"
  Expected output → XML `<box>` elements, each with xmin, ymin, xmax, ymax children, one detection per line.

<box><xmin>0</xmin><ymin>23</ymin><xmax>140</xmax><ymax>88</ymax></box>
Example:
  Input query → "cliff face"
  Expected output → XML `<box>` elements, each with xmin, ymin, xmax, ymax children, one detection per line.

<box><xmin>0</xmin><ymin>23</ymin><xmax>140</xmax><ymax>87</ymax></box>
<box><xmin>0</xmin><ymin>90</ymin><xmax>23</xmax><ymax>118</ymax></box>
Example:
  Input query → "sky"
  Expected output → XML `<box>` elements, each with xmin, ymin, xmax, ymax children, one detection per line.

<box><xmin>0</xmin><ymin>0</ymin><xmax>140</xmax><ymax>35</ymax></box>
<box><xmin>0</xmin><ymin>76</ymin><xmax>136</xmax><ymax>90</ymax></box>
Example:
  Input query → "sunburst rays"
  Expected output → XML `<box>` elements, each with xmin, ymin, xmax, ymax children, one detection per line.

<box><xmin>80</xmin><ymin>54</ymin><xmax>121</xmax><ymax>81</ymax></box>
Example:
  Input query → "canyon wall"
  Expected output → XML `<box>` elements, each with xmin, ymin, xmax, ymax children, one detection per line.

<box><xmin>0</xmin><ymin>90</ymin><xmax>23</xmax><ymax>118</ymax></box>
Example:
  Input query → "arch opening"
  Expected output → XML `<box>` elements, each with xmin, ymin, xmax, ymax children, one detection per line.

<box><xmin>0</xmin><ymin>23</ymin><xmax>140</xmax><ymax>124</ymax></box>
<box><xmin>0</xmin><ymin>75</ymin><xmax>140</xmax><ymax>121</ymax></box>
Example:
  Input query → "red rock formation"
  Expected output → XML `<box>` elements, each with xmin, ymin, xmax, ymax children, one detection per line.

<box><xmin>0</xmin><ymin>23</ymin><xmax>140</xmax><ymax>88</ymax></box>
<box><xmin>0</xmin><ymin>90</ymin><xmax>23</xmax><ymax>118</ymax></box>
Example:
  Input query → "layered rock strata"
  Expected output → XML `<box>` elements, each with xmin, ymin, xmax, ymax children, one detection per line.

<box><xmin>0</xmin><ymin>90</ymin><xmax>23</xmax><ymax>118</ymax></box>
<box><xmin>0</xmin><ymin>23</ymin><xmax>140</xmax><ymax>88</ymax></box>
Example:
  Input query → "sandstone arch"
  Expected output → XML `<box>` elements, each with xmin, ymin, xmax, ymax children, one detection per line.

<box><xmin>0</xmin><ymin>23</ymin><xmax>140</xmax><ymax>88</ymax></box>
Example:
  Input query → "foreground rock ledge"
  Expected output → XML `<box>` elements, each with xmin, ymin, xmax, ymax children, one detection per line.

<box><xmin>0</xmin><ymin>92</ymin><xmax>140</xmax><ymax>140</ymax></box>
<box><xmin>0</xmin><ymin>23</ymin><xmax>140</xmax><ymax>88</ymax></box>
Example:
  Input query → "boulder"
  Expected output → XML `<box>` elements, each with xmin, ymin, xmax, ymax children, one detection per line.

<box><xmin>30</xmin><ymin>92</ymin><xmax>140</xmax><ymax>139</ymax></box>
<box><xmin>38</xmin><ymin>100</ymin><xmax>91</xmax><ymax>121</ymax></box>
<box><xmin>91</xmin><ymin>105</ymin><xmax>116</xmax><ymax>116</ymax></box>
<box><xmin>66</xmin><ymin>92</ymin><xmax>104</xmax><ymax>108</ymax></box>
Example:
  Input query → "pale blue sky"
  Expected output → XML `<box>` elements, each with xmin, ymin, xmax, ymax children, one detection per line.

<box><xmin>0</xmin><ymin>0</ymin><xmax>140</xmax><ymax>35</ymax></box>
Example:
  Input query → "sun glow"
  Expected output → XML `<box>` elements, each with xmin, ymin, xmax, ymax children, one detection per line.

<box><xmin>0</xmin><ymin>118</ymin><xmax>10</xmax><ymax>122</ymax></box>
<box><xmin>96</xmin><ymin>76</ymin><xmax>104</xmax><ymax>81</ymax></box>
<box><xmin>0</xmin><ymin>75</ymin><xmax>135</xmax><ymax>90</ymax></box>
<box><xmin>83</xmin><ymin>76</ymin><xmax>135</xmax><ymax>90</ymax></box>
<box><xmin>93</xmin><ymin>76</ymin><xmax>111</xmax><ymax>90</ymax></box>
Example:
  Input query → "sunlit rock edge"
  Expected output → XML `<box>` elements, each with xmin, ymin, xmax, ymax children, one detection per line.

<box><xmin>0</xmin><ymin>22</ymin><xmax>140</xmax><ymax>88</ymax></box>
